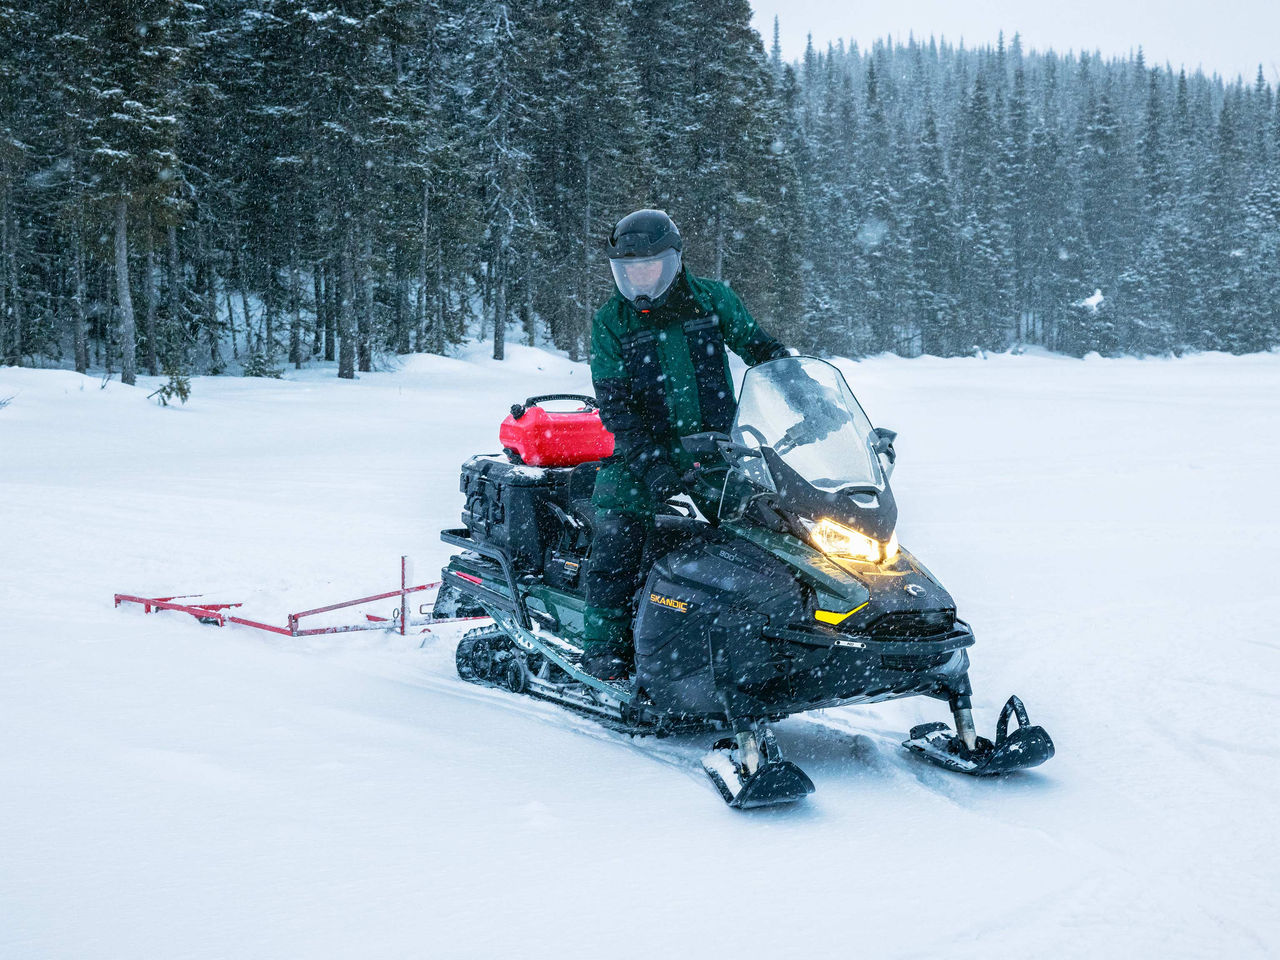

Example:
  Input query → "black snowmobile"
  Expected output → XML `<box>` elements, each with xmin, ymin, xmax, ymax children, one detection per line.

<box><xmin>438</xmin><ymin>356</ymin><xmax>1053</xmax><ymax>809</ymax></box>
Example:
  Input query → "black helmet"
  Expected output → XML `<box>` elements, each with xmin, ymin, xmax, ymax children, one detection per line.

<box><xmin>607</xmin><ymin>209</ymin><xmax>683</xmax><ymax>312</ymax></box>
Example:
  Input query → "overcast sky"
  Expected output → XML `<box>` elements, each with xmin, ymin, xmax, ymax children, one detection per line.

<box><xmin>749</xmin><ymin>0</ymin><xmax>1280</xmax><ymax>85</ymax></box>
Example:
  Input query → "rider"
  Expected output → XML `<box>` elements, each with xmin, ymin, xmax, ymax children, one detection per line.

<box><xmin>581</xmin><ymin>209</ymin><xmax>790</xmax><ymax>681</ymax></box>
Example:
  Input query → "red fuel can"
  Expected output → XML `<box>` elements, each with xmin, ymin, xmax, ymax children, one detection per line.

<box><xmin>498</xmin><ymin>394</ymin><xmax>615</xmax><ymax>467</ymax></box>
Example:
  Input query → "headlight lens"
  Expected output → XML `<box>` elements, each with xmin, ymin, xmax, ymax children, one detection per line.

<box><xmin>805</xmin><ymin>518</ymin><xmax>899</xmax><ymax>564</ymax></box>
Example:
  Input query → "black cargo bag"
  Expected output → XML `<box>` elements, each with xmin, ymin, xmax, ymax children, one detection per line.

<box><xmin>459</xmin><ymin>455</ymin><xmax>573</xmax><ymax>574</ymax></box>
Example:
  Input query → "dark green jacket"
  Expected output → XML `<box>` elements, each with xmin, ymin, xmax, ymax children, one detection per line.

<box><xmin>590</xmin><ymin>270</ymin><xmax>786</xmax><ymax>491</ymax></box>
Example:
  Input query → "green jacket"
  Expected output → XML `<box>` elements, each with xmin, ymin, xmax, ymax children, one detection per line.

<box><xmin>589</xmin><ymin>270</ymin><xmax>786</xmax><ymax>492</ymax></box>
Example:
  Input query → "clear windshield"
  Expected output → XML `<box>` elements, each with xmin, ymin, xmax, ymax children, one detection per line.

<box><xmin>730</xmin><ymin>356</ymin><xmax>883</xmax><ymax>493</ymax></box>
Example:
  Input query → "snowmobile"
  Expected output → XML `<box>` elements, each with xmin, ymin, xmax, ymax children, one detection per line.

<box><xmin>438</xmin><ymin>356</ymin><xmax>1053</xmax><ymax>809</ymax></box>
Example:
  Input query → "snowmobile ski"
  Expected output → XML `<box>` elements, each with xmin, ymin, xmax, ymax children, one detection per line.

<box><xmin>903</xmin><ymin>695</ymin><xmax>1055</xmax><ymax>775</ymax></box>
<box><xmin>701</xmin><ymin>730</ymin><xmax>815</xmax><ymax>809</ymax></box>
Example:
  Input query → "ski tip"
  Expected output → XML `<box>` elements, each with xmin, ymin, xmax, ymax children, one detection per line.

<box><xmin>903</xmin><ymin>724</ymin><xmax>1054</xmax><ymax>776</ymax></box>
<box><xmin>703</xmin><ymin>755</ymin><xmax>816</xmax><ymax>810</ymax></box>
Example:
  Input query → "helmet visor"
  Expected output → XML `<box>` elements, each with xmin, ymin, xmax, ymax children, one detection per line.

<box><xmin>610</xmin><ymin>249</ymin><xmax>681</xmax><ymax>304</ymax></box>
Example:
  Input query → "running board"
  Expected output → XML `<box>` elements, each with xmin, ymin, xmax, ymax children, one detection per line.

<box><xmin>521</xmin><ymin>672</ymin><xmax>633</xmax><ymax>722</ymax></box>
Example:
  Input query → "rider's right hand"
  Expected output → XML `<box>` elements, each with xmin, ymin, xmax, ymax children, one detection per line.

<box><xmin>644</xmin><ymin>460</ymin><xmax>688</xmax><ymax>501</ymax></box>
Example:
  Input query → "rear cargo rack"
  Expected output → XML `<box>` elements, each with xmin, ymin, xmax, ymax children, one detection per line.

<box><xmin>440</xmin><ymin>528</ymin><xmax>531</xmax><ymax>629</ymax></box>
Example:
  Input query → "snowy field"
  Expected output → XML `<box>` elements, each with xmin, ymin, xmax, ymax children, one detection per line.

<box><xmin>2</xmin><ymin>345</ymin><xmax>1278</xmax><ymax>959</ymax></box>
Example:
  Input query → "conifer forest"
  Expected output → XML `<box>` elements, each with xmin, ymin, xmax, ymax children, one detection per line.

<box><xmin>1</xmin><ymin>1</ymin><xmax>1277</xmax><ymax>382</ymax></box>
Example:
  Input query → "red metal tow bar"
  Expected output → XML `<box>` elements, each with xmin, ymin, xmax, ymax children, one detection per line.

<box><xmin>114</xmin><ymin>556</ymin><xmax>485</xmax><ymax>638</ymax></box>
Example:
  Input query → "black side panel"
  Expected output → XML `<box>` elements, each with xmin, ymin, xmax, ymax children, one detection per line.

<box><xmin>634</xmin><ymin>535</ymin><xmax>807</xmax><ymax>718</ymax></box>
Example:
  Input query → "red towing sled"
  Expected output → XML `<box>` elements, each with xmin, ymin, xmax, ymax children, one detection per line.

<box><xmin>114</xmin><ymin>556</ymin><xmax>485</xmax><ymax>641</ymax></box>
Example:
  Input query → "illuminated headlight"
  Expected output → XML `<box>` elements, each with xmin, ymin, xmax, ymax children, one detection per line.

<box><xmin>803</xmin><ymin>518</ymin><xmax>899</xmax><ymax>564</ymax></box>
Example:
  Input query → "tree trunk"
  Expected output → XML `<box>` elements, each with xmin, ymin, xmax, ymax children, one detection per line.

<box><xmin>289</xmin><ymin>243</ymin><xmax>302</xmax><ymax>368</ymax></box>
<box><xmin>523</xmin><ymin>247</ymin><xmax>535</xmax><ymax>346</ymax></box>
<box><xmin>72</xmin><ymin>216</ymin><xmax>88</xmax><ymax>374</ymax></box>
<box><xmin>104</xmin><ymin>303</ymin><xmax>114</xmax><ymax>374</ymax></box>
<box><xmin>167</xmin><ymin>225</ymin><xmax>181</xmax><ymax>365</ymax></box>
<box><xmin>359</xmin><ymin>233</ymin><xmax>373</xmax><ymax>372</ymax></box>
<box><xmin>713</xmin><ymin>204</ymin><xmax>725</xmax><ymax>282</ymax></box>
<box><xmin>2</xmin><ymin>177</ymin><xmax>23</xmax><ymax>366</ymax></box>
<box><xmin>144</xmin><ymin>215</ymin><xmax>159</xmax><ymax>375</ymax></box>
<box><xmin>492</xmin><ymin>248</ymin><xmax>505</xmax><ymax>361</ymax></box>
<box><xmin>232</xmin><ymin>233</ymin><xmax>253</xmax><ymax>355</ymax></box>
<box><xmin>325</xmin><ymin>260</ymin><xmax>337</xmax><ymax>362</ymax></box>
<box><xmin>0</xmin><ymin>174</ymin><xmax>8</xmax><ymax>365</ymax></box>
<box><xmin>395</xmin><ymin>257</ymin><xmax>410</xmax><ymax>354</ymax></box>
<box><xmin>338</xmin><ymin>242</ymin><xmax>355</xmax><ymax>379</ymax></box>
<box><xmin>113</xmin><ymin>198</ymin><xmax>137</xmax><ymax>385</ymax></box>
<box><xmin>418</xmin><ymin>180</ymin><xmax>429</xmax><ymax>352</ymax></box>
<box><xmin>579</xmin><ymin>156</ymin><xmax>592</xmax><ymax>360</ymax></box>
<box><xmin>225</xmin><ymin>287</ymin><xmax>239</xmax><ymax>360</ymax></box>
<box><xmin>8</xmin><ymin>223</ymin><xmax>20</xmax><ymax>365</ymax></box>
<box><xmin>94</xmin><ymin>262</ymin><xmax>106</xmax><ymax>367</ymax></box>
<box><xmin>263</xmin><ymin>267</ymin><xmax>275</xmax><ymax>361</ymax></box>
<box><xmin>479</xmin><ymin>260</ymin><xmax>490</xmax><ymax>341</ymax></box>
<box><xmin>198</xmin><ymin>224</ymin><xmax>220</xmax><ymax>371</ymax></box>
<box><xmin>434</xmin><ymin>237</ymin><xmax>446</xmax><ymax>354</ymax></box>
<box><xmin>312</xmin><ymin>266</ymin><xmax>323</xmax><ymax>358</ymax></box>
<box><xmin>240</xmin><ymin>285</ymin><xmax>254</xmax><ymax>354</ymax></box>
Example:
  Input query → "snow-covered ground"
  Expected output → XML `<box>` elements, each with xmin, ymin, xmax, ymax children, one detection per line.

<box><xmin>2</xmin><ymin>346</ymin><xmax>1278</xmax><ymax>959</ymax></box>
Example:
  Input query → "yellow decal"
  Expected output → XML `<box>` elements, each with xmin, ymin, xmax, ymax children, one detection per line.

<box><xmin>814</xmin><ymin>601</ymin><xmax>870</xmax><ymax>626</ymax></box>
<box><xmin>649</xmin><ymin>593</ymin><xmax>690</xmax><ymax>613</ymax></box>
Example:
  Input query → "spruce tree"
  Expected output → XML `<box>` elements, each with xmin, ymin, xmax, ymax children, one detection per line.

<box><xmin>0</xmin><ymin>1</ymin><xmax>35</xmax><ymax>365</ymax></box>
<box><xmin>56</xmin><ymin>0</ymin><xmax>189</xmax><ymax>385</ymax></box>
<box><xmin>906</xmin><ymin>104</ymin><xmax>955</xmax><ymax>355</ymax></box>
<box><xmin>3</xmin><ymin>5</ymin><xmax>1277</xmax><ymax>371</ymax></box>
<box><xmin>465</xmin><ymin>1</ymin><xmax>543</xmax><ymax>362</ymax></box>
<box><xmin>535</xmin><ymin>0</ymin><xmax>643</xmax><ymax>358</ymax></box>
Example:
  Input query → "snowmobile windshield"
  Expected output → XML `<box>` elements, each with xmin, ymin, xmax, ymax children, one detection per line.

<box><xmin>730</xmin><ymin>356</ymin><xmax>884</xmax><ymax>493</ymax></box>
<box><xmin>609</xmin><ymin>249</ymin><xmax>681</xmax><ymax>304</ymax></box>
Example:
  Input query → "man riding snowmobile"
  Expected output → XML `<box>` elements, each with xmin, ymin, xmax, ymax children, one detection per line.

<box><xmin>582</xmin><ymin>209</ymin><xmax>791</xmax><ymax>681</ymax></box>
<box><xmin>441</xmin><ymin>216</ymin><xmax>1055</xmax><ymax>806</ymax></box>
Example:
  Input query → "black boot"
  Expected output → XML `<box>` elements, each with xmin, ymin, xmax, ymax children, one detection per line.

<box><xmin>579</xmin><ymin>644</ymin><xmax>632</xmax><ymax>682</ymax></box>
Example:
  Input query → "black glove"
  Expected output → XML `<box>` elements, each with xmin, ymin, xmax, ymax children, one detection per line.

<box><xmin>764</xmin><ymin>341</ymin><xmax>793</xmax><ymax>361</ymax></box>
<box><xmin>746</xmin><ymin>331</ymin><xmax>790</xmax><ymax>364</ymax></box>
<box><xmin>644</xmin><ymin>460</ymin><xmax>687</xmax><ymax>501</ymax></box>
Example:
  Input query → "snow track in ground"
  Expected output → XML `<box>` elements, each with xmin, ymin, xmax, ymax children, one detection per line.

<box><xmin>2</xmin><ymin>345</ymin><xmax>1278</xmax><ymax>958</ymax></box>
